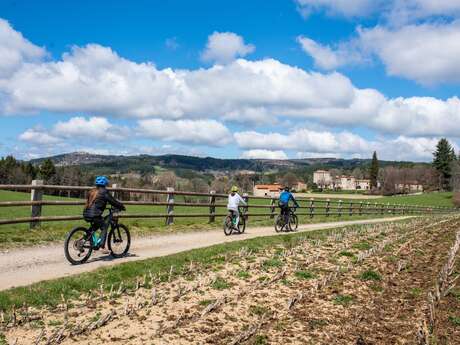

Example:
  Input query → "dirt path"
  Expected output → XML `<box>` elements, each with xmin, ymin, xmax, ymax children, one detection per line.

<box><xmin>0</xmin><ymin>217</ymin><xmax>411</xmax><ymax>291</ymax></box>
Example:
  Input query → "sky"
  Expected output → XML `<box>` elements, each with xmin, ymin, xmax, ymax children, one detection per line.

<box><xmin>1</xmin><ymin>0</ymin><xmax>460</xmax><ymax>162</ymax></box>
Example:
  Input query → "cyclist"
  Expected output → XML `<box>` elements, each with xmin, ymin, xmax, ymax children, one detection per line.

<box><xmin>227</xmin><ymin>186</ymin><xmax>247</xmax><ymax>228</ymax></box>
<box><xmin>83</xmin><ymin>176</ymin><xmax>125</xmax><ymax>252</ymax></box>
<box><xmin>278</xmin><ymin>186</ymin><xmax>299</xmax><ymax>224</ymax></box>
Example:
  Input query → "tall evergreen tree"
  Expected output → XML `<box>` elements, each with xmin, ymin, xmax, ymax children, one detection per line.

<box><xmin>433</xmin><ymin>138</ymin><xmax>456</xmax><ymax>191</ymax></box>
<box><xmin>370</xmin><ymin>151</ymin><xmax>379</xmax><ymax>189</ymax></box>
<box><xmin>39</xmin><ymin>159</ymin><xmax>56</xmax><ymax>182</ymax></box>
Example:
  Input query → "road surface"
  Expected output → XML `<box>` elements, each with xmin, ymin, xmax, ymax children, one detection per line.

<box><xmin>0</xmin><ymin>216</ymin><xmax>411</xmax><ymax>291</ymax></box>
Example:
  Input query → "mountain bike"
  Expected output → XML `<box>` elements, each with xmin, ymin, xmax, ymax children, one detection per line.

<box><xmin>275</xmin><ymin>206</ymin><xmax>298</xmax><ymax>232</ymax></box>
<box><xmin>223</xmin><ymin>207</ymin><xmax>246</xmax><ymax>236</ymax></box>
<box><xmin>64</xmin><ymin>207</ymin><xmax>131</xmax><ymax>265</ymax></box>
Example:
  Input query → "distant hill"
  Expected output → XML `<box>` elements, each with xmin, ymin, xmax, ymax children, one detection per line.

<box><xmin>30</xmin><ymin>152</ymin><xmax>424</xmax><ymax>175</ymax></box>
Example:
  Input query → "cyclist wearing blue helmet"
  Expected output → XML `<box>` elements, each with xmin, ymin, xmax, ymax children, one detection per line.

<box><xmin>83</xmin><ymin>176</ymin><xmax>125</xmax><ymax>251</ymax></box>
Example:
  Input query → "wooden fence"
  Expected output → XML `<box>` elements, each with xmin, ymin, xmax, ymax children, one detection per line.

<box><xmin>0</xmin><ymin>181</ymin><xmax>457</xmax><ymax>229</ymax></box>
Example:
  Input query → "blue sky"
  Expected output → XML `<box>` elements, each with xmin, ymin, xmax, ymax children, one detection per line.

<box><xmin>1</xmin><ymin>0</ymin><xmax>460</xmax><ymax>161</ymax></box>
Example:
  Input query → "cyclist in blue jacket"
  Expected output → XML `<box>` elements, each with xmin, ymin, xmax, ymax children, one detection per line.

<box><xmin>278</xmin><ymin>186</ymin><xmax>299</xmax><ymax>223</ymax></box>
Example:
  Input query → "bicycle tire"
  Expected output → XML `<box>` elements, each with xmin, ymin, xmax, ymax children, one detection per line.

<box><xmin>107</xmin><ymin>223</ymin><xmax>131</xmax><ymax>258</ymax></box>
<box><xmin>64</xmin><ymin>227</ymin><xmax>93</xmax><ymax>265</ymax></box>
<box><xmin>289</xmin><ymin>214</ymin><xmax>299</xmax><ymax>231</ymax></box>
<box><xmin>223</xmin><ymin>216</ymin><xmax>233</xmax><ymax>236</ymax></box>
<box><xmin>238</xmin><ymin>216</ymin><xmax>246</xmax><ymax>233</ymax></box>
<box><xmin>274</xmin><ymin>215</ymin><xmax>284</xmax><ymax>232</ymax></box>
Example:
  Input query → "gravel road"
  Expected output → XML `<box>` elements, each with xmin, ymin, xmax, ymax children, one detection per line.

<box><xmin>0</xmin><ymin>216</ymin><xmax>411</xmax><ymax>291</ymax></box>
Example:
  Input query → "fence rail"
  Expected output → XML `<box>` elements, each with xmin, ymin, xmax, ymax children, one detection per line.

<box><xmin>0</xmin><ymin>182</ymin><xmax>457</xmax><ymax>228</ymax></box>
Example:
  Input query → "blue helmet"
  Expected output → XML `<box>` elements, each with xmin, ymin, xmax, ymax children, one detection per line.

<box><xmin>95</xmin><ymin>176</ymin><xmax>109</xmax><ymax>187</ymax></box>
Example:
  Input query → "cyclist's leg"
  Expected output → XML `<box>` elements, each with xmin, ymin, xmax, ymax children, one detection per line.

<box><xmin>99</xmin><ymin>215</ymin><xmax>110</xmax><ymax>248</ymax></box>
<box><xmin>234</xmin><ymin>208</ymin><xmax>240</xmax><ymax>226</ymax></box>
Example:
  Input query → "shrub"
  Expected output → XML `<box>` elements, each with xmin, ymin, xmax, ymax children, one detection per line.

<box><xmin>360</xmin><ymin>270</ymin><xmax>382</xmax><ymax>281</ymax></box>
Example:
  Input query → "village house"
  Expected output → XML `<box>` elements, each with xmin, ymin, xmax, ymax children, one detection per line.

<box><xmin>253</xmin><ymin>183</ymin><xmax>282</xmax><ymax>197</ymax></box>
<box><xmin>253</xmin><ymin>180</ymin><xmax>306</xmax><ymax>197</ymax></box>
<box><xmin>313</xmin><ymin>170</ymin><xmax>371</xmax><ymax>191</ymax></box>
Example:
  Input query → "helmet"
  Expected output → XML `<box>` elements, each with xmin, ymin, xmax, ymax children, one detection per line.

<box><xmin>95</xmin><ymin>176</ymin><xmax>109</xmax><ymax>187</ymax></box>
<box><xmin>231</xmin><ymin>186</ymin><xmax>239</xmax><ymax>192</ymax></box>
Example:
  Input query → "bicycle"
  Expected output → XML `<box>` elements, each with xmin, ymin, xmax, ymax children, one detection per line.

<box><xmin>223</xmin><ymin>207</ymin><xmax>246</xmax><ymax>236</ymax></box>
<box><xmin>275</xmin><ymin>206</ymin><xmax>298</xmax><ymax>232</ymax></box>
<box><xmin>64</xmin><ymin>207</ymin><xmax>131</xmax><ymax>265</ymax></box>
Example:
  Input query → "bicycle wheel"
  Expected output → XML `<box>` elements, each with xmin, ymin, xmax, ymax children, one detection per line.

<box><xmin>107</xmin><ymin>223</ymin><xmax>131</xmax><ymax>258</ymax></box>
<box><xmin>64</xmin><ymin>227</ymin><xmax>93</xmax><ymax>265</ymax></box>
<box><xmin>238</xmin><ymin>216</ymin><xmax>246</xmax><ymax>234</ymax></box>
<box><xmin>223</xmin><ymin>216</ymin><xmax>233</xmax><ymax>236</ymax></box>
<box><xmin>289</xmin><ymin>214</ymin><xmax>299</xmax><ymax>231</ymax></box>
<box><xmin>274</xmin><ymin>215</ymin><xmax>284</xmax><ymax>233</ymax></box>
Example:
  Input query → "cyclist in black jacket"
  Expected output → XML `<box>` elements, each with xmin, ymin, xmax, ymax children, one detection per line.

<box><xmin>83</xmin><ymin>176</ymin><xmax>125</xmax><ymax>251</ymax></box>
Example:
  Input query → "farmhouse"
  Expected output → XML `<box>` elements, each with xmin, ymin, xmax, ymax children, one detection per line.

<box><xmin>313</xmin><ymin>170</ymin><xmax>371</xmax><ymax>191</ymax></box>
<box><xmin>253</xmin><ymin>183</ymin><xmax>282</xmax><ymax>197</ymax></box>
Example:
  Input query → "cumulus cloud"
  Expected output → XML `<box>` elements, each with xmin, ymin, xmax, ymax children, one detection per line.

<box><xmin>236</xmin><ymin>128</ymin><xmax>444</xmax><ymax>161</ymax></box>
<box><xmin>0</xmin><ymin>19</ymin><xmax>46</xmax><ymax>79</ymax></box>
<box><xmin>2</xmin><ymin>22</ymin><xmax>460</xmax><ymax>140</ymax></box>
<box><xmin>201</xmin><ymin>32</ymin><xmax>255</xmax><ymax>64</ymax></box>
<box><xmin>297</xmin><ymin>36</ymin><xmax>363</xmax><ymax>70</ymax></box>
<box><xmin>138</xmin><ymin>118</ymin><xmax>232</xmax><ymax>146</ymax></box>
<box><xmin>235</xmin><ymin>129</ymin><xmax>371</xmax><ymax>154</ymax></box>
<box><xmin>241</xmin><ymin>149</ymin><xmax>288</xmax><ymax>160</ymax></box>
<box><xmin>19</xmin><ymin>116</ymin><xmax>127</xmax><ymax>146</ymax></box>
<box><xmin>19</xmin><ymin>128</ymin><xmax>61</xmax><ymax>145</ymax></box>
<box><xmin>358</xmin><ymin>22</ymin><xmax>460</xmax><ymax>85</ymax></box>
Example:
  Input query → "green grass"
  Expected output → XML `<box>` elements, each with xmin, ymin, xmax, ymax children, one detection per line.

<box><xmin>236</xmin><ymin>270</ymin><xmax>250</xmax><ymax>279</ymax></box>
<box><xmin>0</xmin><ymin>190</ymin><xmax>405</xmax><ymax>249</ymax></box>
<box><xmin>338</xmin><ymin>251</ymin><xmax>355</xmax><ymax>258</ymax></box>
<box><xmin>294</xmin><ymin>270</ymin><xmax>316</xmax><ymax>280</ymax></box>
<box><xmin>449</xmin><ymin>315</ymin><xmax>460</xmax><ymax>326</ymax></box>
<box><xmin>360</xmin><ymin>270</ymin><xmax>382</xmax><ymax>281</ymax></box>
<box><xmin>333</xmin><ymin>294</ymin><xmax>353</xmax><ymax>305</ymax></box>
<box><xmin>352</xmin><ymin>241</ymin><xmax>372</xmax><ymax>250</ymax></box>
<box><xmin>211</xmin><ymin>276</ymin><xmax>231</xmax><ymax>290</ymax></box>
<box><xmin>0</xmin><ymin>222</ymin><xmax>411</xmax><ymax>311</ymax></box>
<box><xmin>379</xmin><ymin>192</ymin><xmax>453</xmax><ymax>207</ymax></box>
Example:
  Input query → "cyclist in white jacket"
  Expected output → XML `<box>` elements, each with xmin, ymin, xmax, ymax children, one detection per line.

<box><xmin>227</xmin><ymin>186</ymin><xmax>246</xmax><ymax>227</ymax></box>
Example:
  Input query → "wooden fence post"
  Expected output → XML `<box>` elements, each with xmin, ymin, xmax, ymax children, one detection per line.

<box><xmin>30</xmin><ymin>180</ymin><xmax>43</xmax><ymax>229</ymax></box>
<box><xmin>243</xmin><ymin>193</ymin><xmax>249</xmax><ymax>221</ymax></box>
<box><xmin>366</xmin><ymin>201</ymin><xmax>370</xmax><ymax>215</ymax></box>
<box><xmin>338</xmin><ymin>200</ymin><xmax>342</xmax><ymax>217</ymax></box>
<box><xmin>359</xmin><ymin>201</ymin><xmax>363</xmax><ymax>216</ymax></box>
<box><xmin>349</xmin><ymin>201</ymin><xmax>353</xmax><ymax>216</ymax></box>
<box><xmin>166</xmin><ymin>187</ymin><xmax>174</xmax><ymax>225</ymax></box>
<box><xmin>209</xmin><ymin>190</ymin><xmax>216</xmax><ymax>223</ymax></box>
<box><xmin>326</xmin><ymin>199</ymin><xmax>330</xmax><ymax>217</ymax></box>
<box><xmin>112</xmin><ymin>184</ymin><xmax>119</xmax><ymax>199</ymax></box>
<box><xmin>309</xmin><ymin>198</ymin><xmax>315</xmax><ymax>218</ymax></box>
<box><xmin>270</xmin><ymin>198</ymin><xmax>276</xmax><ymax>219</ymax></box>
<box><xmin>381</xmin><ymin>203</ymin><xmax>385</xmax><ymax>215</ymax></box>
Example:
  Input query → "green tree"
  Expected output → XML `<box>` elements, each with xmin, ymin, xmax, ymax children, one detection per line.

<box><xmin>433</xmin><ymin>138</ymin><xmax>456</xmax><ymax>190</ymax></box>
<box><xmin>39</xmin><ymin>159</ymin><xmax>56</xmax><ymax>182</ymax></box>
<box><xmin>369</xmin><ymin>151</ymin><xmax>379</xmax><ymax>189</ymax></box>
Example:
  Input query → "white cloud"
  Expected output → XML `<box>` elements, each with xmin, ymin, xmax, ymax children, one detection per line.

<box><xmin>297</xmin><ymin>35</ymin><xmax>363</xmax><ymax>70</ymax></box>
<box><xmin>2</xmin><ymin>22</ymin><xmax>460</xmax><ymax>139</ymax></box>
<box><xmin>295</xmin><ymin>0</ymin><xmax>383</xmax><ymax>18</ymax></box>
<box><xmin>201</xmin><ymin>32</ymin><xmax>255</xmax><ymax>64</ymax></box>
<box><xmin>19</xmin><ymin>116</ymin><xmax>127</xmax><ymax>146</ymax></box>
<box><xmin>0</xmin><ymin>19</ymin><xmax>46</xmax><ymax>79</ymax></box>
<box><xmin>241</xmin><ymin>149</ymin><xmax>288</xmax><ymax>160</ymax></box>
<box><xmin>235</xmin><ymin>129</ymin><xmax>370</xmax><ymax>154</ymax></box>
<box><xmin>236</xmin><ymin>128</ymin><xmax>445</xmax><ymax>161</ymax></box>
<box><xmin>18</xmin><ymin>128</ymin><xmax>61</xmax><ymax>145</ymax></box>
<box><xmin>53</xmin><ymin>116</ymin><xmax>127</xmax><ymax>141</ymax></box>
<box><xmin>358</xmin><ymin>22</ymin><xmax>460</xmax><ymax>85</ymax></box>
<box><xmin>138</xmin><ymin>118</ymin><xmax>232</xmax><ymax>146</ymax></box>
